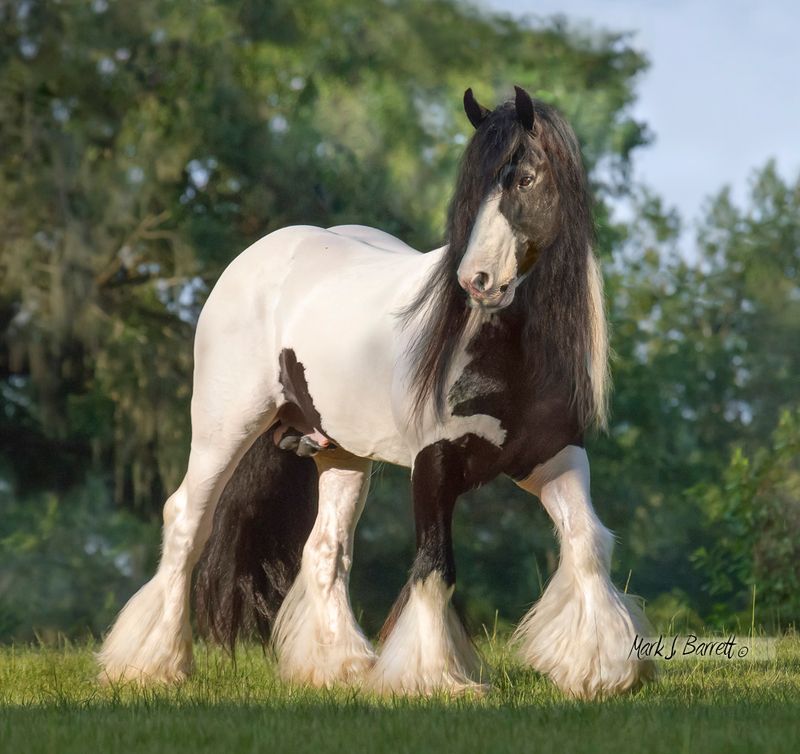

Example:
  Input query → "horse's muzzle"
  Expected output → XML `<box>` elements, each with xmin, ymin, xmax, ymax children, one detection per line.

<box><xmin>459</xmin><ymin>274</ymin><xmax>516</xmax><ymax>311</ymax></box>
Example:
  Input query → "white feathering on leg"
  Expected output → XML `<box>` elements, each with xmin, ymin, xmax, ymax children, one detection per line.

<box><xmin>97</xmin><ymin>486</ymin><xmax>193</xmax><ymax>684</ymax></box>
<box><xmin>271</xmin><ymin>558</ymin><xmax>376</xmax><ymax>686</ymax></box>
<box><xmin>272</xmin><ymin>457</ymin><xmax>376</xmax><ymax>686</ymax></box>
<box><xmin>96</xmin><ymin>573</ymin><xmax>192</xmax><ymax>684</ymax></box>
<box><xmin>514</xmin><ymin>446</ymin><xmax>655</xmax><ymax>699</ymax></box>
<box><xmin>367</xmin><ymin>574</ymin><xmax>486</xmax><ymax>695</ymax></box>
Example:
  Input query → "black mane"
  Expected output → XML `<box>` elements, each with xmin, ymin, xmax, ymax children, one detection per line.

<box><xmin>402</xmin><ymin>97</ymin><xmax>601</xmax><ymax>431</ymax></box>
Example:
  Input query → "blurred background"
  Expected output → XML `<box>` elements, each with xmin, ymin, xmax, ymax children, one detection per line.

<box><xmin>1</xmin><ymin>0</ymin><xmax>798</xmax><ymax>643</ymax></box>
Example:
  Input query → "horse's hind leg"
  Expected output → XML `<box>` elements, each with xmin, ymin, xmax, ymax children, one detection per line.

<box><xmin>98</xmin><ymin>410</ymin><xmax>275</xmax><ymax>683</ymax></box>
<box><xmin>513</xmin><ymin>446</ymin><xmax>656</xmax><ymax>699</ymax></box>
<box><xmin>98</xmin><ymin>323</ymin><xmax>279</xmax><ymax>683</ymax></box>
<box><xmin>272</xmin><ymin>452</ymin><xmax>376</xmax><ymax>686</ymax></box>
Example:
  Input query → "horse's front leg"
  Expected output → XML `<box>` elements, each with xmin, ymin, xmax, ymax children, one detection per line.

<box><xmin>367</xmin><ymin>441</ymin><xmax>485</xmax><ymax>695</ymax></box>
<box><xmin>514</xmin><ymin>445</ymin><xmax>655</xmax><ymax>698</ymax></box>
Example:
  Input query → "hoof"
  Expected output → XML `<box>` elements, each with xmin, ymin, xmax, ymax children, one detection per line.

<box><xmin>96</xmin><ymin>574</ymin><xmax>193</xmax><ymax>687</ymax></box>
<box><xmin>367</xmin><ymin>670</ymin><xmax>489</xmax><ymax>697</ymax></box>
<box><xmin>367</xmin><ymin>575</ymin><xmax>487</xmax><ymax>697</ymax></box>
<box><xmin>98</xmin><ymin>659</ymin><xmax>191</xmax><ymax>686</ymax></box>
<box><xmin>280</xmin><ymin>651</ymin><xmax>377</xmax><ymax>688</ymax></box>
<box><xmin>273</xmin><ymin>560</ymin><xmax>376</xmax><ymax>688</ymax></box>
<box><xmin>513</xmin><ymin>573</ymin><xmax>657</xmax><ymax>699</ymax></box>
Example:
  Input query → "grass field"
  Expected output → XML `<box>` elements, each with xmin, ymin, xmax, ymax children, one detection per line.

<box><xmin>1</xmin><ymin>637</ymin><xmax>799</xmax><ymax>754</ymax></box>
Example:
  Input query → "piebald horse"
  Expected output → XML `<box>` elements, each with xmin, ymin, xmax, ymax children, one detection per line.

<box><xmin>99</xmin><ymin>87</ymin><xmax>654</xmax><ymax>698</ymax></box>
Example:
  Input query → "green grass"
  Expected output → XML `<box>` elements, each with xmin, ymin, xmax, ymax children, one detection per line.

<box><xmin>1</xmin><ymin>637</ymin><xmax>799</xmax><ymax>754</ymax></box>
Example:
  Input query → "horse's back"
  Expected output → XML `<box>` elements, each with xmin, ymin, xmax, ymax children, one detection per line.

<box><xmin>202</xmin><ymin>224</ymin><xmax>424</xmax><ymax>318</ymax></box>
<box><xmin>326</xmin><ymin>225</ymin><xmax>419</xmax><ymax>256</ymax></box>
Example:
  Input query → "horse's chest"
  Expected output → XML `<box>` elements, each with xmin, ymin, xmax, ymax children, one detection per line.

<box><xmin>445</xmin><ymin>320</ymin><xmax>582</xmax><ymax>481</ymax></box>
<box><xmin>447</xmin><ymin>319</ymin><xmax>522</xmax><ymax>429</ymax></box>
<box><xmin>448</xmin><ymin>364</ymin><xmax>517</xmax><ymax>424</ymax></box>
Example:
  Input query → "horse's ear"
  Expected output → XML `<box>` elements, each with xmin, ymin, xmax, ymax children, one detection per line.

<box><xmin>463</xmin><ymin>88</ymin><xmax>490</xmax><ymax>129</ymax></box>
<box><xmin>514</xmin><ymin>85</ymin><xmax>535</xmax><ymax>132</ymax></box>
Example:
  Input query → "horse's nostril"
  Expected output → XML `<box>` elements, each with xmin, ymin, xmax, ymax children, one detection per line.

<box><xmin>472</xmin><ymin>271</ymin><xmax>490</xmax><ymax>292</ymax></box>
<box><xmin>499</xmin><ymin>283</ymin><xmax>509</xmax><ymax>293</ymax></box>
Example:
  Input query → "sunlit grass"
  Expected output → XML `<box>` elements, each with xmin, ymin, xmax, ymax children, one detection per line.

<box><xmin>1</xmin><ymin>636</ymin><xmax>799</xmax><ymax>753</ymax></box>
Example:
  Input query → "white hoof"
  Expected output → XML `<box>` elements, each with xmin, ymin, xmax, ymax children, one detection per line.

<box><xmin>367</xmin><ymin>575</ymin><xmax>487</xmax><ymax>696</ymax></box>
<box><xmin>513</xmin><ymin>571</ymin><xmax>655</xmax><ymax>699</ymax></box>
<box><xmin>97</xmin><ymin>576</ymin><xmax>192</xmax><ymax>685</ymax></box>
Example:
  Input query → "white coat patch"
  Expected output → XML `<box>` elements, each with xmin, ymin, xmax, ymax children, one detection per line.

<box><xmin>457</xmin><ymin>192</ymin><xmax>518</xmax><ymax>292</ymax></box>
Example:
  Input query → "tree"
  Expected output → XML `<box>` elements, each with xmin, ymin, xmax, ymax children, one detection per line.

<box><xmin>0</xmin><ymin>0</ymin><xmax>648</xmax><ymax>512</ymax></box>
<box><xmin>4</xmin><ymin>2</ymin><xmax>798</xmax><ymax>641</ymax></box>
<box><xmin>693</xmin><ymin>408</ymin><xmax>800</xmax><ymax>627</ymax></box>
<box><xmin>590</xmin><ymin>165</ymin><xmax>800</xmax><ymax>625</ymax></box>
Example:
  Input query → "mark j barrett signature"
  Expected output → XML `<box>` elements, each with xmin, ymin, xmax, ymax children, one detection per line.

<box><xmin>628</xmin><ymin>634</ymin><xmax>750</xmax><ymax>661</ymax></box>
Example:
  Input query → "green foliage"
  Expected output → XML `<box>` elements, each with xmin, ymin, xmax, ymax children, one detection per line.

<box><xmin>1</xmin><ymin>0</ymin><xmax>653</xmax><ymax>640</ymax></box>
<box><xmin>692</xmin><ymin>408</ymin><xmax>800</xmax><ymax>626</ymax></box>
<box><xmin>1</xmin><ymin>0</ymin><xmax>798</xmax><ymax>641</ymax></box>
<box><xmin>0</xmin><ymin>0</ymin><xmax>647</xmax><ymax>511</ymax></box>
<box><xmin>0</xmin><ymin>475</ymin><xmax>160</xmax><ymax>642</ymax></box>
<box><xmin>588</xmin><ymin>165</ymin><xmax>800</xmax><ymax>620</ymax></box>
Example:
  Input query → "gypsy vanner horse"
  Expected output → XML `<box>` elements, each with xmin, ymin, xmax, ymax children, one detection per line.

<box><xmin>99</xmin><ymin>87</ymin><xmax>654</xmax><ymax>698</ymax></box>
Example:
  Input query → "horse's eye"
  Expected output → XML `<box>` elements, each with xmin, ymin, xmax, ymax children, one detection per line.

<box><xmin>518</xmin><ymin>174</ymin><xmax>534</xmax><ymax>189</ymax></box>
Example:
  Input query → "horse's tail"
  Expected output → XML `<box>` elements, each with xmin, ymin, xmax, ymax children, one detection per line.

<box><xmin>194</xmin><ymin>432</ymin><xmax>318</xmax><ymax>650</ymax></box>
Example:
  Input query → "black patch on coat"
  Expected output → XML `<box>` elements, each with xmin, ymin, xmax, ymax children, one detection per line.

<box><xmin>410</xmin><ymin>434</ymin><xmax>503</xmax><ymax>582</ymax></box>
<box><xmin>380</xmin><ymin>312</ymin><xmax>584</xmax><ymax>642</ymax></box>
<box><xmin>277</xmin><ymin>347</ymin><xmax>334</xmax><ymax>442</ymax></box>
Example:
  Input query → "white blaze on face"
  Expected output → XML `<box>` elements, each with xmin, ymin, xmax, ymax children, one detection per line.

<box><xmin>457</xmin><ymin>191</ymin><xmax>519</xmax><ymax>304</ymax></box>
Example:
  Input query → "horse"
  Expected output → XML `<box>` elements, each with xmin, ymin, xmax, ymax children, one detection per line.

<box><xmin>98</xmin><ymin>86</ymin><xmax>655</xmax><ymax>699</ymax></box>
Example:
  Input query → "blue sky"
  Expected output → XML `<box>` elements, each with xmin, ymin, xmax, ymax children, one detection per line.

<box><xmin>483</xmin><ymin>0</ymin><xmax>800</xmax><ymax>227</ymax></box>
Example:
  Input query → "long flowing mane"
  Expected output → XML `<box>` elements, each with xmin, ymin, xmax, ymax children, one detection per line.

<box><xmin>402</xmin><ymin>98</ymin><xmax>609</xmax><ymax>431</ymax></box>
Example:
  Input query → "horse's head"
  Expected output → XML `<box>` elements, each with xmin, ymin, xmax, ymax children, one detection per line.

<box><xmin>403</xmin><ymin>87</ymin><xmax>594</xmax><ymax>420</ymax></box>
<box><xmin>456</xmin><ymin>86</ymin><xmax>564</xmax><ymax>312</ymax></box>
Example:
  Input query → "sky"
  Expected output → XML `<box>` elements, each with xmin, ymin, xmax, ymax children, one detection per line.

<box><xmin>483</xmin><ymin>0</ymin><xmax>800</xmax><ymax>228</ymax></box>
